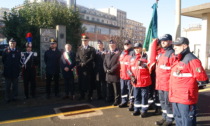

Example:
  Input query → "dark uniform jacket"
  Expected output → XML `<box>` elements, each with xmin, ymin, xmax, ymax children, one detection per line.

<box><xmin>20</xmin><ymin>51</ymin><xmax>38</xmax><ymax>76</ymax></box>
<box><xmin>44</xmin><ymin>48</ymin><xmax>61</xmax><ymax>75</ymax></box>
<box><xmin>103</xmin><ymin>49</ymin><xmax>121</xmax><ymax>83</ymax></box>
<box><xmin>76</xmin><ymin>45</ymin><xmax>96</xmax><ymax>71</ymax></box>
<box><xmin>95</xmin><ymin>49</ymin><xmax>107</xmax><ymax>81</ymax></box>
<box><xmin>60</xmin><ymin>51</ymin><xmax>76</xmax><ymax>79</ymax></box>
<box><xmin>2</xmin><ymin>48</ymin><xmax>21</xmax><ymax>78</ymax></box>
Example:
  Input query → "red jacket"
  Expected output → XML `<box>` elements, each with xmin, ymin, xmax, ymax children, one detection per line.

<box><xmin>128</xmin><ymin>53</ymin><xmax>151</xmax><ymax>87</ymax></box>
<box><xmin>169</xmin><ymin>48</ymin><xmax>209</xmax><ymax>105</ymax></box>
<box><xmin>156</xmin><ymin>46</ymin><xmax>175</xmax><ymax>91</ymax></box>
<box><xmin>119</xmin><ymin>49</ymin><xmax>134</xmax><ymax>80</ymax></box>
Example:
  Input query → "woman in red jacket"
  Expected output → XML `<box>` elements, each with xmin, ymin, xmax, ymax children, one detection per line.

<box><xmin>127</xmin><ymin>43</ymin><xmax>152</xmax><ymax>118</ymax></box>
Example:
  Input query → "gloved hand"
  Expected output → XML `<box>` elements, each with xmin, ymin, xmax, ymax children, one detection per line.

<box><xmin>131</xmin><ymin>76</ymin><xmax>136</xmax><ymax>84</ymax></box>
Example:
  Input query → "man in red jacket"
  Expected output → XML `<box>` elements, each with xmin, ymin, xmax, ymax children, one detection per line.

<box><xmin>118</xmin><ymin>40</ymin><xmax>135</xmax><ymax>110</ymax></box>
<box><xmin>155</xmin><ymin>34</ymin><xmax>174</xmax><ymax>126</ymax></box>
<box><xmin>170</xmin><ymin>37</ymin><xmax>209</xmax><ymax>126</ymax></box>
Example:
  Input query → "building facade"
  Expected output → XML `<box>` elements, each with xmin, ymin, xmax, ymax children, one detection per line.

<box><xmin>125</xmin><ymin>19</ymin><xmax>146</xmax><ymax>43</ymax></box>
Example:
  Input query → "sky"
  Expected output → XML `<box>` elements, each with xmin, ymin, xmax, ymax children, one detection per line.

<box><xmin>1</xmin><ymin>0</ymin><xmax>210</xmax><ymax>39</ymax></box>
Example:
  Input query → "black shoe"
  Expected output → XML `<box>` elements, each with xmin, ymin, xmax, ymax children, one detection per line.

<box><xmin>162</xmin><ymin>121</ymin><xmax>173</xmax><ymax>126</ymax></box>
<box><xmin>140</xmin><ymin>112</ymin><xmax>147</xmax><ymax>118</ymax></box>
<box><xmin>62</xmin><ymin>96</ymin><xmax>69</xmax><ymax>99</ymax></box>
<box><xmin>78</xmin><ymin>96</ymin><xmax>85</xmax><ymax>100</ymax></box>
<box><xmin>154</xmin><ymin>108</ymin><xmax>162</xmax><ymax>115</ymax></box>
<box><xmin>155</xmin><ymin>119</ymin><xmax>166</xmax><ymax>125</ymax></box>
<box><xmin>128</xmin><ymin>104</ymin><xmax>134</xmax><ymax>111</ymax></box>
<box><xmin>87</xmin><ymin>97</ymin><xmax>92</xmax><ymax>102</ymax></box>
<box><xmin>118</xmin><ymin>103</ymin><xmax>128</xmax><ymax>108</ymax></box>
<box><xmin>132</xmin><ymin>111</ymin><xmax>140</xmax><ymax>116</ymax></box>
<box><xmin>113</xmin><ymin>101</ymin><xmax>119</xmax><ymax>106</ymax></box>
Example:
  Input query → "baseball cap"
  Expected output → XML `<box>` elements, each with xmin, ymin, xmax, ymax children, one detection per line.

<box><xmin>133</xmin><ymin>43</ymin><xmax>142</xmax><ymax>48</ymax></box>
<box><xmin>173</xmin><ymin>37</ymin><xmax>189</xmax><ymax>45</ymax></box>
<box><xmin>159</xmin><ymin>34</ymin><xmax>172</xmax><ymax>41</ymax></box>
<box><xmin>124</xmin><ymin>40</ymin><xmax>132</xmax><ymax>45</ymax></box>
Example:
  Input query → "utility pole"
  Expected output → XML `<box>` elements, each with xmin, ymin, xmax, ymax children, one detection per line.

<box><xmin>175</xmin><ymin>0</ymin><xmax>181</xmax><ymax>39</ymax></box>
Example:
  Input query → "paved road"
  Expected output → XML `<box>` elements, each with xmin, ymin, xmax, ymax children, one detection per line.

<box><xmin>0</xmin><ymin>85</ymin><xmax>210</xmax><ymax>126</ymax></box>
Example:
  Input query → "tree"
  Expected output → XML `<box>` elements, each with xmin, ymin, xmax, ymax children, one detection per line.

<box><xmin>2</xmin><ymin>1</ymin><xmax>83</xmax><ymax>52</ymax></box>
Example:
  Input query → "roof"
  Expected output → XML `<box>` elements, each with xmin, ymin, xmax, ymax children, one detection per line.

<box><xmin>181</xmin><ymin>3</ymin><xmax>210</xmax><ymax>18</ymax></box>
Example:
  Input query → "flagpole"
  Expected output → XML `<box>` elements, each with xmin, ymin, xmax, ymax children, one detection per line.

<box><xmin>175</xmin><ymin>0</ymin><xmax>181</xmax><ymax>39</ymax></box>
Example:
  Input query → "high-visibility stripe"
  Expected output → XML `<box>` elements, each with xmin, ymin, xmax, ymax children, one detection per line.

<box><xmin>130</xmin><ymin>96</ymin><xmax>134</xmax><ymax>99</ymax></box>
<box><xmin>121</xmin><ymin>95</ymin><xmax>128</xmax><ymax>98</ymax></box>
<box><xmin>159</xmin><ymin>65</ymin><xmax>171</xmax><ymax>70</ymax></box>
<box><xmin>167</xmin><ymin>113</ymin><xmax>174</xmax><ymax>118</ymax></box>
<box><xmin>141</xmin><ymin>104</ymin><xmax>149</xmax><ymax>108</ymax></box>
<box><xmin>120</xmin><ymin>61</ymin><xmax>129</xmax><ymax>65</ymax></box>
<box><xmin>134</xmin><ymin>104</ymin><xmax>142</xmax><ymax>107</ymax></box>
<box><xmin>155</xmin><ymin>103</ymin><xmax>161</xmax><ymax>106</ymax></box>
<box><xmin>162</xmin><ymin>110</ymin><xmax>167</xmax><ymax>113</ymax></box>
<box><xmin>172</xmin><ymin>72</ymin><xmax>193</xmax><ymax>77</ymax></box>
<box><xmin>148</xmin><ymin>99</ymin><xmax>154</xmax><ymax>103</ymax></box>
<box><xmin>131</xmin><ymin>66</ymin><xmax>145</xmax><ymax>70</ymax></box>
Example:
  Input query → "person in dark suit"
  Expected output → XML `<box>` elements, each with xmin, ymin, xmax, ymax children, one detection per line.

<box><xmin>76</xmin><ymin>34</ymin><xmax>96</xmax><ymax>102</ymax></box>
<box><xmin>20</xmin><ymin>43</ymin><xmax>38</xmax><ymax>99</ymax></box>
<box><xmin>60</xmin><ymin>44</ymin><xmax>76</xmax><ymax>100</ymax></box>
<box><xmin>44</xmin><ymin>39</ymin><xmax>61</xmax><ymax>98</ymax></box>
<box><xmin>95</xmin><ymin>40</ymin><xmax>107</xmax><ymax>100</ymax></box>
<box><xmin>2</xmin><ymin>38</ymin><xmax>21</xmax><ymax>102</ymax></box>
<box><xmin>103</xmin><ymin>40</ymin><xmax>121</xmax><ymax>106</ymax></box>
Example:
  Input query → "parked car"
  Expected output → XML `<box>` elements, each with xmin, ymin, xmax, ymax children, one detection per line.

<box><xmin>0</xmin><ymin>44</ymin><xmax>9</xmax><ymax>55</ymax></box>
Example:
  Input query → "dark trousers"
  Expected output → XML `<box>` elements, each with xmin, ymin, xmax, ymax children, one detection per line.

<box><xmin>79</xmin><ymin>70</ymin><xmax>93</xmax><ymax>99</ymax></box>
<box><xmin>159</xmin><ymin>90</ymin><xmax>174</xmax><ymax>122</ymax></box>
<box><xmin>134</xmin><ymin>86</ymin><xmax>149</xmax><ymax>113</ymax></box>
<box><xmin>46</xmin><ymin>73</ymin><xmax>59</xmax><ymax>96</ymax></box>
<box><xmin>23</xmin><ymin>70</ymin><xmax>36</xmax><ymax>98</ymax></box>
<box><xmin>5</xmin><ymin>78</ymin><xmax>18</xmax><ymax>101</ymax></box>
<box><xmin>120</xmin><ymin>79</ymin><xmax>134</xmax><ymax>104</ymax></box>
<box><xmin>172</xmin><ymin>103</ymin><xmax>196</xmax><ymax>126</ymax></box>
<box><xmin>64</xmin><ymin>76</ymin><xmax>74</xmax><ymax>96</ymax></box>
<box><xmin>96</xmin><ymin>80</ymin><xmax>106</xmax><ymax>99</ymax></box>
<box><xmin>106</xmin><ymin>82</ymin><xmax>120</xmax><ymax>103</ymax></box>
<box><xmin>148</xmin><ymin>84</ymin><xmax>161</xmax><ymax>109</ymax></box>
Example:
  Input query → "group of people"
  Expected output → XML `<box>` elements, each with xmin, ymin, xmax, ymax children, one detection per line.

<box><xmin>2</xmin><ymin>33</ymin><xmax>209</xmax><ymax>126</ymax></box>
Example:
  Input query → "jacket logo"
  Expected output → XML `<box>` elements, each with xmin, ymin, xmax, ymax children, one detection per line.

<box><xmin>196</xmin><ymin>67</ymin><xmax>201</xmax><ymax>73</ymax></box>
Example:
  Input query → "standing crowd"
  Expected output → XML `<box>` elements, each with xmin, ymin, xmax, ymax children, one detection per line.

<box><xmin>2</xmin><ymin>33</ymin><xmax>209</xmax><ymax>126</ymax></box>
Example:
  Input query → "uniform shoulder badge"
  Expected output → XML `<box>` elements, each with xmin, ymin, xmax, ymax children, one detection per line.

<box><xmin>196</xmin><ymin>67</ymin><xmax>201</xmax><ymax>73</ymax></box>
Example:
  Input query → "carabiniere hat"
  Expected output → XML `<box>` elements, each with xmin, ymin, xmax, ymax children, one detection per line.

<box><xmin>25</xmin><ymin>42</ymin><xmax>32</xmax><ymax>48</ymax></box>
<box><xmin>134</xmin><ymin>43</ymin><xmax>142</xmax><ymax>48</ymax></box>
<box><xmin>9</xmin><ymin>38</ymin><xmax>16</xmax><ymax>43</ymax></box>
<box><xmin>97</xmin><ymin>40</ymin><xmax>103</xmax><ymax>44</ymax></box>
<box><xmin>109</xmin><ymin>40</ymin><xmax>116</xmax><ymax>44</ymax></box>
<box><xmin>81</xmin><ymin>34</ymin><xmax>89</xmax><ymax>41</ymax></box>
<box><xmin>50</xmin><ymin>38</ymin><xmax>57</xmax><ymax>44</ymax></box>
<box><xmin>173</xmin><ymin>37</ymin><xmax>189</xmax><ymax>45</ymax></box>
